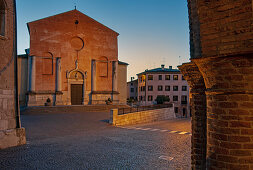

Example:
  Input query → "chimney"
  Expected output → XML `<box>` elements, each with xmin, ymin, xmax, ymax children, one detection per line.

<box><xmin>169</xmin><ymin>66</ymin><xmax>172</xmax><ymax>69</ymax></box>
<box><xmin>161</xmin><ymin>64</ymin><xmax>165</xmax><ymax>70</ymax></box>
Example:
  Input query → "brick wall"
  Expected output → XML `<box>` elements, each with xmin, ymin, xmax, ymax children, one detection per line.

<box><xmin>189</xmin><ymin>0</ymin><xmax>253</xmax><ymax>59</ymax></box>
<box><xmin>110</xmin><ymin>107</ymin><xmax>175</xmax><ymax>126</ymax></box>
<box><xmin>188</xmin><ymin>0</ymin><xmax>253</xmax><ymax>169</ymax></box>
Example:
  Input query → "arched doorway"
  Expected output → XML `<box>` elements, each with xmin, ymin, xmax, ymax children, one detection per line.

<box><xmin>67</xmin><ymin>69</ymin><xmax>87</xmax><ymax>105</ymax></box>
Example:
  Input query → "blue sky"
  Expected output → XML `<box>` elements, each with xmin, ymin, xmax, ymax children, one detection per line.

<box><xmin>16</xmin><ymin>0</ymin><xmax>190</xmax><ymax>81</ymax></box>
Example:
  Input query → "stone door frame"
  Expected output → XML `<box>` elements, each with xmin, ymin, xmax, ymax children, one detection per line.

<box><xmin>66</xmin><ymin>69</ymin><xmax>87</xmax><ymax>105</ymax></box>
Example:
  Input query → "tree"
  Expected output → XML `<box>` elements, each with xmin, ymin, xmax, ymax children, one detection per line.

<box><xmin>155</xmin><ymin>95</ymin><xmax>170</xmax><ymax>104</ymax></box>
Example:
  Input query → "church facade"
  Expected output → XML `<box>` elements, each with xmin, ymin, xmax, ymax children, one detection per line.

<box><xmin>21</xmin><ymin>10</ymin><xmax>127</xmax><ymax>106</ymax></box>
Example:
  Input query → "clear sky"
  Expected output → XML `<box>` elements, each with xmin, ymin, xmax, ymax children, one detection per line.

<box><xmin>16</xmin><ymin>0</ymin><xmax>190</xmax><ymax>81</ymax></box>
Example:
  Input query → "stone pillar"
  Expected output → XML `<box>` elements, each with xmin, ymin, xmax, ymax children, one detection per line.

<box><xmin>82</xmin><ymin>79</ymin><xmax>85</xmax><ymax>105</ymax></box>
<box><xmin>56</xmin><ymin>57</ymin><xmax>61</xmax><ymax>92</ymax></box>
<box><xmin>28</xmin><ymin>56</ymin><xmax>36</xmax><ymax>92</ymax></box>
<box><xmin>91</xmin><ymin>59</ymin><xmax>96</xmax><ymax>92</ymax></box>
<box><xmin>178</xmin><ymin>62</ymin><xmax>207</xmax><ymax>170</ymax></box>
<box><xmin>194</xmin><ymin>56</ymin><xmax>253</xmax><ymax>169</ymax></box>
<box><xmin>112</xmin><ymin>61</ymin><xmax>118</xmax><ymax>92</ymax></box>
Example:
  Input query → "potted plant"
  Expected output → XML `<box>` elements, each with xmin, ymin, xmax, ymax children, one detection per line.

<box><xmin>45</xmin><ymin>98</ymin><xmax>52</xmax><ymax>106</ymax></box>
<box><xmin>105</xmin><ymin>98</ymin><xmax>112</xmax><ymax>105</ymax></box>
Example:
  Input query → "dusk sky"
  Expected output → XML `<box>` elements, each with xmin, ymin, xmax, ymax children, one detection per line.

<box><xmin>16</xmin><ymin>0</ymin><xmax>190</xmax><ymax>81</ymax></box>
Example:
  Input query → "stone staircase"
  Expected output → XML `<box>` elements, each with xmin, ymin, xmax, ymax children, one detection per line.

<box><xmin>21</xmin><ymin>105</ymin><xmax>130</xmax><ymax>115</ymax></box>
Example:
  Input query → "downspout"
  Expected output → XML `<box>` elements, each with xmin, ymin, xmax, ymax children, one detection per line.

<box><xmin>13</xmin><ymin>0</ymin><xmax>21</xmax><ymax>128</ymax></box>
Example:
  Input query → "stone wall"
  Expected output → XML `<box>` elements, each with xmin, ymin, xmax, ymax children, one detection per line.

<box><xmin>110</xmin><ymin>106</ymin><xmax>175</xmax><ymax>126</ymax></box>
<box><xmin>0</xmin><ymin>0</ymin><xmax>26</xmax><ymax>149</ymax></box>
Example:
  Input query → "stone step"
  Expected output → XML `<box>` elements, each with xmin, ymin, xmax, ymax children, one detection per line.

<box><xmin>21</xmin><ymin>105</ymin><xmax>130</xmax><ymax>115</ymax></box>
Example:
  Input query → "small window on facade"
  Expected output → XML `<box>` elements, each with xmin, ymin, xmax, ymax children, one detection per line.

<box><xmin>148</xmin><ymin>95</ymin><xmax>153</xmax><ymax>101</ymax></box>
<box><xmin>182</xmin><ymin>76</ymin><xmax>185</xmax><ymax>80</ymax></box>
<box><xmin>158</xmin><ymin>85</ymin><xmax>163</xmax><ymax>91</ymax></box>
<box><xmin>131</xmin><ymin>83</ymin><xmax>133</xmax><ymax>86</ymax></box>
<box><xmin>131</xmin><ymin>88</ymin><xmax>134</xmax><ymax>92</ymax></box>
<box><xmin>0</xmin><ymin>0</ymin><xmax>5</xmax><ymax>37</ymax></box>
<box><xmin>173</xmin><ymin>86</ymin><xmax>178</xmax><ymax>91</ymax></box>
<box><xmin>143</xmin><ymin>86</ymin><xmax>146</xmax><ymax>91</ymax></box>
<box><xmin>165</xmin><ymin>75</ymin><xmax>170</xmax><ymax>80</ymax></box>
<box><xmin>166</xmin><ymin>96</ymin><xmax>170</xmax><ymax>101</ymax></box>
<box><xmin>159</xmin><ymin>75</ymin><xmax>162</xmax><ymax>80</ymax></box>
<box><xmin>173</xmin><ymin>96</ymin><xmax>178</xmax><ymax>101</ymax></box>
<box><xmin>142</xmin><ymin>76</ymin><xmax>145</xmax><ymax>82</ymax></box>
<box><xmin>165</xmin><ymin>86</ymin><xmax>170</xmax><ymax>91</ymax></box>
<box><xmin>175</xmin><ymin>107</ymin><xmax>178</xmax><ymax>113</ymax></box>
<box><xmin>173</xmin><ymin>75</ymin><xmax>178</xmax><ymax>80</ymax></box>
<box><xmin>148</xmin><ymin>85</ymin><xmax>153</xmax><ymax>91</ymax></box>
<box><xmin>148</xmin><ymin>75</ymin><xmax>153</xmax><ymax>80</ymax></box>
<box><xmin>182</xmin><ymin>86</ymin><xmax>187</xmax><ymax>91</ymax></box>
<box><xmin>181</xmin><ymin>95</ymin><xmax>187</xmax><ymax>102</ymax></box>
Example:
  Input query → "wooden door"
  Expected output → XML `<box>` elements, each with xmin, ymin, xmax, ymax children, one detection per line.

<box><xmin>71</xmin><ymin>84</ymin><xmax>83</xmax><ymax>105</ymax></box>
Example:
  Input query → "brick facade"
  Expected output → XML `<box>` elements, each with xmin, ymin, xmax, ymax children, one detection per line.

<box><xmin>0</xmin><ymin>0</ymin><xmax>26</xmax><ymax>149</ymax></box>
<box><xmin>24</xmin><ymin>10</ymin><xmax>127</xmax><ymax>106</ymax></box>
<box><xmin>187</xmin><ymin>0</ymin><xmax>253</xmax><ymax>169</ymax></box>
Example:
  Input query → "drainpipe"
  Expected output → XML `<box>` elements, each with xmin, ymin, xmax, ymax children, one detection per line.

<box><xmin>13</xmin><ymin>0</ymin><xmax>21</xmax><ymax>128</ymax></box>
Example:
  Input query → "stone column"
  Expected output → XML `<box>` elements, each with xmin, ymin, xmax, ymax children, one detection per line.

<box><xmin>28</xmin><ymin>56</ymin><xmax>36</xmax><ymax>92</ymax></box>
<box><xmin>112</xmin><ymin>61</ymin><xmax>118</xmax><ymax>92</ymax></box>
<box><xmin>91</xmin><ymin>59</ymin><xmax>96</xmax><ymax>92</ymax></box>
<box><xmin>178</xmin><ymin>62</ymin><xmax>207</xmax><ymax>170</ymax></box>
<box><xmin>82</xmin><ymin>79</ymin><xmax>85</xmax><ymax>105</ymax></box>
<box><xmin>56</xmin><ymin>57</ymin><xmax>62</xmax><ymax>92</ymax></box>
<box><xmin>111</xmin><ymin>61</ymin><xmax>118</xmax><ymax>101</ymax></box>
<box><xmin>194</xmin><ymin>56</ymin><xmax>253</xmax><ymax>170</ymax></box>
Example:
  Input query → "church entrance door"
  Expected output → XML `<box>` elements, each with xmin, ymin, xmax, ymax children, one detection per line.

<box><xmin>71</xmin><ymin>84</ymin><xmax>83</xmax><ymax>105</ymax></box>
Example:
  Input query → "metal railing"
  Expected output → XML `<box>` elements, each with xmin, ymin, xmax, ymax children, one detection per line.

<box><xmin>118</xmin><ymin>104</ymin><xmax>173</xmax><ymax>115</ymax></box>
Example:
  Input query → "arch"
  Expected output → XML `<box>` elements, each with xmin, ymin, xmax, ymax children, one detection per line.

<box><xmin>66</xmin><ymin>68</ymin><xmax>87</xmax><ymax>105</ymax></box>
<box><xmin>97</xmin><ymin>56</ymin><xmax>108</xmax><ymax>77</ymax></box>
<box><xmin>0</xmin><ymin>0</ymin><xmax>6</xmax><ymax>36</ymax></box>
<box><xmin>67</xmin><ymin>68</ymin><xmax>87</xmax><ymax>80</ymax></box>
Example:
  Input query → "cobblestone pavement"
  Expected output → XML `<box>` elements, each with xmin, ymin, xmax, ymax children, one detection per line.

<box><xmin>0</xmin><ymin>111</ymin><xmax>191</xmax><ymax>170</ymax></box>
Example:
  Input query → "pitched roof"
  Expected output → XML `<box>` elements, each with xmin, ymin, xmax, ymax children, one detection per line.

<box><xmin>118</xmin><ymin>60</ymin><xmax>129</xmax><ymax>65</ymax></box>
<box><xmin>27</xmin><ymin>9</ymin><xmax>119</xmax><ymax>35</ymax></box>
<box><xmin>137</xmin><ymin>66</ymin><xmax>180</xmax><ymax>75</ymax></box>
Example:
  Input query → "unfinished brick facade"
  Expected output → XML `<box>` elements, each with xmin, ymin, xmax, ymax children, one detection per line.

<box><xmin>25</xmin><ymin>10</ymin><xmax>127</xmax><ymax>106</ymax></box>
<box><xmin>185</xmin><ymin>0</ymin><xmax>253</xmax><ymax>169</ymax></box>
<box><xmin>0</xmin><ymin>0</ymin><xmax>26</xmax><ymax>149</ymax></box>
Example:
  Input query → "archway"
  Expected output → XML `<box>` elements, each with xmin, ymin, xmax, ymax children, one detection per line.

<box><xmin>67</xmin><ymin>69</ymin><xmax>87</xmax><ymax>105</ymax></box>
